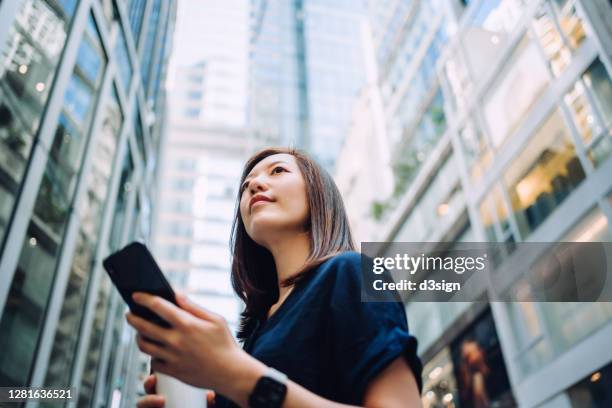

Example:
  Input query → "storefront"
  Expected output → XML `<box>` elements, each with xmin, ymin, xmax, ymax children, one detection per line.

<box><xmin>421</xmin><ymin>307</ymin><xmax>516</xmax><ymax>408</ymax></box>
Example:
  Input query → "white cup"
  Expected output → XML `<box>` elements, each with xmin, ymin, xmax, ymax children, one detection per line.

<box><xmin>156</xmin><ymin>373</ymin><xmax>207</xmax><ymax>408</ymax></box>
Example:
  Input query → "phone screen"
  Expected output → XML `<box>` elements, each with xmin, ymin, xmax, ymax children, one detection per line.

<box><xmin>103</xmin><ymin>242</ymin><xmax>176</xmax><ymax>327</ymax></box>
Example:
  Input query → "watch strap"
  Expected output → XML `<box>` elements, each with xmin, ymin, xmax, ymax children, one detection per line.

<box><xmin>248</xmin><ymin>366</ymin><xmax>288</xmax><ymax>408</ymax></box>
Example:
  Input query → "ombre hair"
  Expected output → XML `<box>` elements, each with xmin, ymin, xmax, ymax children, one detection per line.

<box><xmin>230</xmin><ymin>147</ymin><xmax>355</xmax><ymax>341</ymax></box>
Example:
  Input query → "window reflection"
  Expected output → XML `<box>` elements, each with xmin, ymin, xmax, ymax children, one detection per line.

<box><xmin>0</xmin><ymin>12</ymin><xmax>106</xmax><ymax>386</ymax></box>
<box><xmin>581</xmin><ymin>59</ymin><xmax>612</xmax><ymax>167</ymax></box>
<box><xmin>509</xmin><ymin>208</ymin><xmax>612</xmax><ymax>379</ymax></box>
<box><xmin>483</xmin><ymin>35</ymin><xmax>549</xmax><ymax>148</ymax></box>
<box><xmin>532</xmin><ymin>3</ymin><xmax>571</xmax><ymax>77</ymax></box>
<box><xmin>459</xmin><ymin>118</ymin><xmax>491</xmax><ymax>182</ymax></box>
<box><xmin>479</xmin><ymin>184</ymin><xmax>513</xmax><ymax>244</ymax></box>
<box><xmin>504</xmin><ymin>108</ymin><xmax>585</xmax><ymax>237</ymax></box>
<box><xmin>565</xmin><ymin>80</ymin><xmax>604</xmax><ymax>145</ymax></box>
<box><xmin>0</xmin><ymin>0</ymin><xmax>71</xmax><ymax>247</ymax></box>
<box><xmin>0</xmin><ymin>223</ymin><xmax>59</xmax><ymax>386</ymax></box>
<box><xmin>532</xmin><ymin>0</ymin><xmax>588</xmax><ymax>77</ymax></box>
<box><xmin>393</xmin><ymin>90</ymin><xmax>447</xmax><ymax>199</ymax></box>
<box><xmin>128</xmin><ymin>0</ymin><xmax>148</xmax><ymax>44</ymax></box>
<box><xmin>115</xmin><ymin>25</ymin><xmax>133</xmax><ymax>91</ymax></box>
<box><xmin>109</xmin><ymin>151</ymin><xmax>134</xmax><ymax>250</ymax></box>
<box><xmin>461</xmin><ymin>0</ymin><xmax>527</xmax><ymax>78</ymax></box>
<box><xmin>44</xmin><ymin>88</ymin><xmax>122</xmax><ymax>389</ymax></box>
<box><xmin>442</xmin><ymin>47</ymin><xmax>472</xmax><ymax>114</ymax></box>
<box><xmin>78</xmin><ymin>275</ymin><xmax>113</xmax><ymax>407</ymax></box>
<box><xmin>552</xmin><ymin>0</ymin><xmax>586</xmax><ymax>50</ymax></box>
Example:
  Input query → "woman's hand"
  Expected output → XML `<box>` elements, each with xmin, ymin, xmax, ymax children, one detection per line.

<box><xmin>136</xmin><ymin>374</ymin><xmax>216</xmax><ymax>408</ymax></box>
<box><xmin>136</xmin><ymin>374</ymin><xmax>165</xmax><ymax>408</ymax></box>
<box><xmin>126</xmin><ymin>292</ymin><xmax>253</xmax><ymax>393</ymax></box>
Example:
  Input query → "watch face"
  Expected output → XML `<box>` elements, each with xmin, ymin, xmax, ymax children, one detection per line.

<box><xmin>249</xmin><ymin>376</ymin><xmax>288</xmax><ymax>408</ymax></box>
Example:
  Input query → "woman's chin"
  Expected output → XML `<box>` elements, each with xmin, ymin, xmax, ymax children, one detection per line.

<box><xmin>248</xmin><ymin>217</ymin><xmax>297</xmax><ymax>240</ymax></box>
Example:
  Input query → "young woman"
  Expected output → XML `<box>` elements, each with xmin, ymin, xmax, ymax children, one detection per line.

<box><xmin>127</xmin><ymin>148</ymin><xmax>423</xmax><ymax>407</ymax></box>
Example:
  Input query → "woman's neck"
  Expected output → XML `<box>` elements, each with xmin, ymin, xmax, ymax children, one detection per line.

<box><xmin>267</xmin><ymin>231</ymin><xmax>310</xmax><ymax>296</ymax></box>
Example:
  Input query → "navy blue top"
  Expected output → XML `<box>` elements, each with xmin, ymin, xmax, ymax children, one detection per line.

<box><xmin>215</xmin><ymin>251</ymin><xmax>422</xmax><ymax>406</ymax></box>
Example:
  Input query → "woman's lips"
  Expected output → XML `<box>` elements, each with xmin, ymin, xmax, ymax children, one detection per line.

<box><xmin>249</xmin><ymin>195</ymin><xmax>274</xmax><ymax>212</ymax></box>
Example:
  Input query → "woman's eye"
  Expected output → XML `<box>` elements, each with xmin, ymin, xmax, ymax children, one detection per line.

<box><xmin>271</xmin><ymin>166</ymin><xmax>286</xmax><ymax>174</ymax></box>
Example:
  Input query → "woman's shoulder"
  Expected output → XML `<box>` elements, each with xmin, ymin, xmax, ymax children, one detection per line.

<box><xmin>309</xmin><ymin>251</ymin><xmax>362</xmax><ymax>287</ymax></box>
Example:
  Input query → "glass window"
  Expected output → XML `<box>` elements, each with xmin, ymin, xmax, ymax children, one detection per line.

<box><xmin>568</xmin><ymin>361</ymin><xmax>612</xmax><ymax>407</ymax></box>
<box><xmin>532</xmin><ymin>0</ymin><xmax>588</xmax><ymax>77</ymax></box>
<box><xmin>109</xmin><ymin>151</ymin><xmax>134</xmax><ymax>250</ymax></box>
<box><xmin>483</xmin><ymin>35</ymin><xmax>550</xmax><ymax>148</ymax></box>
<box><xmin>77</xmin><ymin>275</ymin><xmax>113</xmax><ymax>406</ymax></box>
<box><xmin>141</xmin><ymin>0</ymin><xmax>162</xmax><ymax>88</ymax></box>
<box><xmin>421</xmin><ymin>348</ymin><xmax>458</xmax><ymax>408</ymax></box>
<box><xmin>392</xmin><ymin>90</ymin><xmax>448</xmax><ymax>200</ymax></box>
<box><xmin>532</xmin><ymin>3</ymin><xmax>572</xmax><ymax>77</ymax></box>
<box><xmin>394</xmin><ymin>155</ymin><xmax>463</xmax><ymax>242</ymax></box>
<box><xmin>509</xmin><ymin>207</ymin><xmax>612</xmax><ymax>379</ymax></box>
<box><xmin>583</xmin><ymin>59</ymin><xmax>612</xmax><ymax>127</ymax></box>
<box><xmin>187</xmin><ymin>271</ymin><xmax>234</xmax><ymax>296</ymax></box>
<box><xmin>128</xmin><ymin>0</ymin><xmax>147</xmax><ymax>44</ymax></box>
<box><xmin>191</xmin><ymin>243</ymin><xmax>231</xmax><ymax>270</ymax></box>
<box><xmin>0</xmin><ymin>11</ymin><xmax>106</xmax><ymax>386</ymax></box>
<box><xmin>0</xmin><ymin>222</ymin><xmax>61</xmax><ymax>386</ymax></box>
<box><xmin>0</xmin><ymin>0</ymin><xmax>72</xmax><ymax>247</ymax></box>
<box><xmin>442</xmin><ymin>47</ymin><xmax>473</xmax><ymax>114</ymax></box>
<box><xmin>479</xmin><ymin>184</ymin><xmax>514</xmax><ymax>244</ymax></box>
<box><xmin>133</xmin><ymin>107</ymin><xmax>146</xmax><ymax>161</ymax></box>
<box><xmin>504</xmin><ymin>108</ymin><xmax>585</xmax><ymax>238</ymax></box>
<box><xmin>114</xmin><ymin>25</ymin><xmax>132</xmax><ymax>91</ymax></box>
<box><xmin>459</xmin><ymin>118</ymin><xmax>492</xmax><ymax>183</ymax></box>
<box><xmin>565</xmin><ymin>78</ymin><xmax>605</xmax><ymax>145</ymax></box>
<box><xmin>462</xmin><ymin>0</ymin><xmax>527</xmax><ymax>76</ymax></box>
<box><xmin>582</xmin><ymin>59</ymin><xmax>612</xmax><ymax>167</ymax></box>
<box><xmin>552</xmin><ymin>0</ymin><xmax>587</xmax><ymax>50</ymax></box>
<box><xmin>43</xmin><ymin>88</ymin><xmax>122</xmax><ymax>388</ymax></box>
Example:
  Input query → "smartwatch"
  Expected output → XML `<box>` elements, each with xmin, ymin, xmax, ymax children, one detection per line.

<box><xmin>248</xmin><ymin>366</ymin><xmax>288</xmax><ymax>408</ymax></box>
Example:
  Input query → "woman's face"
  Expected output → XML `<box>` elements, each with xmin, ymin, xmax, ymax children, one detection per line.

<box><xmin>239</xmin><ymin>153</ymin><xmax>309</xmax><ymax>247</ymax></box>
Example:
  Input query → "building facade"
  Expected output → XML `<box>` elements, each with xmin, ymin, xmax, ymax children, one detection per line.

<box><xmin>248</xmin><ymin>0</ymin><xmax>367</xmax><ymax>171</ymax></box>
<box><xmin>151</xmin><ymin>0</ymin><xmax>251</xmax><ymax>338</ymax></box>
<box><xmin>337</xmin><ymin>0</ymin><xmax>612</xmax><ymax>406</ymax></box>
<box><xmin>0</xmin><ymin>0</ymin><xmax>176</xmax><ymax>406</ymax></box>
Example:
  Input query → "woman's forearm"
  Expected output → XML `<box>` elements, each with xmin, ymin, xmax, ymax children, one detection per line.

<box><xmin>218</xmin><ymin>353</ymin><xmax>362</xmax><ymax>408</ymax></box>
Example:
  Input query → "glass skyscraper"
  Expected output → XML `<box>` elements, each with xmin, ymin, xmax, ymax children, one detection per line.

<box><xmin>248</xmin><ymin>0</ymin><xmax>367</xmax><ymax>171</ymax></box>
<box><xmin>338</xmin><ymin>0</ymin><xmax>612</xmax><ymax>407</ymax></box>
<box><xmin>0</xmin><ymin>0</ymin><xmax>176</xmax><ymax>406</ymax></box>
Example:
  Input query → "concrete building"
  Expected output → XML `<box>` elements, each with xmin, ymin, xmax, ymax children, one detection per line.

<box><xmin>0</xmin><ymin>0</ymin><xmax>176</xmax><ymax>406</ymax></box>
<box><xmin>337</xmin><ymin>0</ymin><xmax>612</xmax><ymax>406</ymax></box>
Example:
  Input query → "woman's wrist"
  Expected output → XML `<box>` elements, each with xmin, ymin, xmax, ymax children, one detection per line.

<box><xmin>217</xmin><ymin>349</ymin><xmax>268</xmax><ymax>406</ymax></box>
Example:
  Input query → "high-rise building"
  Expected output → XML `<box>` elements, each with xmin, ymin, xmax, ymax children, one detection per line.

<box><xmin>0</xmin><ymin>1</ymin><xmax>176</xmax><ymax>407</ymax></box>
<box><xmin>152</xmin><ymin>0</ymin><xmax>251</xmax><ymax>335</ymax></box>
<box><xmin>248</xmin><ymin>0</ymin><xmax>367</xmax><ymax>171</ymax></box>
<box><xmin>337</xmin><ymin>0</ymin><xmax>612</xmax><ymax>406</ymax></box>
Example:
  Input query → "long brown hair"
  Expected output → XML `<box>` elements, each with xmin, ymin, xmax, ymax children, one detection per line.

<box><xmin>230</xmin><ymin>147</ymin><xmax>355</xmax><ymax>341</ymax></box>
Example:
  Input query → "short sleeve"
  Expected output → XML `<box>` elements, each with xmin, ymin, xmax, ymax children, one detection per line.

<box><xmin>324</xmin><ymin>253</ymin><xmax>423</xmax><ymax>404</ymax></box>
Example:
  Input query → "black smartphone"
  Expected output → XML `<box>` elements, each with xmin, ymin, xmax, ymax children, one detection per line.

<box><xmin>103</xmin><ymin>241</ymin><xmax>177</xmax><ymax>328</ymax></box>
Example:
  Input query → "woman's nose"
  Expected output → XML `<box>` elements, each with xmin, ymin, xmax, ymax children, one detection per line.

<box><xmin>248</xmin><ymin>176</ymin><xmax>268</xmax><ymax>195</ymax></box>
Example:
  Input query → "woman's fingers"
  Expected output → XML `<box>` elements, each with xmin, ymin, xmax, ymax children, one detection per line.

<box><xmin>207</xmin><ymin>390</ymin><xmax>216</xmax><ymax>407</ymax></box>
<box><xmin>126</xmin><ymin>313</ymin><xmax>171</xmax><ymax>345</ymax></box>
<box><xmin>176</xmin><ymin>292</ymin><xmax>219</xmax><ymax>322</ymax></box>
<box><xmin>136</xmin><ymin>334</ymin><xmax>175</xmax><ymax>362</ymax></box>
<box><xmin>132</xmin><ymin>293</ymin><xmax>191</xmax><ymax>327</ymax></box>
<box><xmin>136</xmin><ymin>394</ymin><xmax>165</xmax><ymax>408</ymax></box>
<box><xmin>143</xmin><ymin>374</ymin><xmax>157</xmax><ymax>394</ymax></box>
